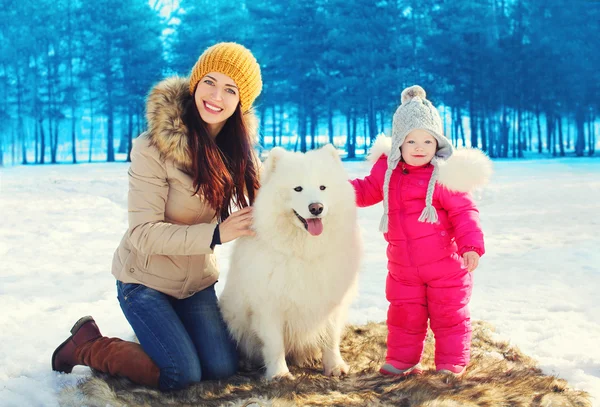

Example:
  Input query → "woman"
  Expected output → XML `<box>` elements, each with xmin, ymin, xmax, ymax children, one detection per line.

<box><xmin>51</xmin><ymin>42</ymin><xmax>263</xmax><ymax>390</ymax></box>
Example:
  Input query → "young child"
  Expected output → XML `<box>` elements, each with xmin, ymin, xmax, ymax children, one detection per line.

<box><xmin>350</xmin><ymin>85</ymin><xmax>492</xmax><ymax>377</ymax></box>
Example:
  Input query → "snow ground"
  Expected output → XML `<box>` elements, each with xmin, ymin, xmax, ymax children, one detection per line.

<box><xmin>0</xmin><ymin>157</ymin><xmax>599</xmax><ymax>406</ymax></box>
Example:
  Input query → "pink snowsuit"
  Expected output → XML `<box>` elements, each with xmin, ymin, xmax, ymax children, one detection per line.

<box><xmin>350</xmin><ymin>156</ymin><xmax>485</xmax><ymax>369</ymax></box>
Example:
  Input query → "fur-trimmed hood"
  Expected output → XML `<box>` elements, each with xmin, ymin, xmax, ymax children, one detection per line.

<box><xmin>144</xmin><ymin>76</ymin><xmax>259</xmax><ymax>171</ymax></box>
<box><xmin>367</xmin><ymin>134</ymin><xmax>493</xmax><ymax>192</ymax></box>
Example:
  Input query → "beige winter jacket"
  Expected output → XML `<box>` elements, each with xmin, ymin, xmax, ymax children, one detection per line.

<box><xmin>111</xmin><ymin>76</ymin><xmax>258</xmax><ymax>299</ymax></box>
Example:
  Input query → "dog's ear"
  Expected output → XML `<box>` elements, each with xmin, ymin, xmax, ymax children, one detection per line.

<box><xmin>261</xmin><ymin>147</ymin><xmax>286</xmax><ymax>184</ymax></box>
<box><xmin>321</xmin><ymin>144</ymin><xmax>342</xmax><ymax>162</ymax></box>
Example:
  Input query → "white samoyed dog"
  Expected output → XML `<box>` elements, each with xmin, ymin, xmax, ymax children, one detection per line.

<box><xmin>219</xmin><ymin>144</ymin><xmax>361</xmax><ymax>380</ymax></box>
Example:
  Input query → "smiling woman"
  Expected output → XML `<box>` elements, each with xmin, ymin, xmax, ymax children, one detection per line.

<box><xmin>51</xmin><ymin>42</ymin><xmax>264</xmax><ymax>391</ymax></box>
<box><xmin>195</xmin><ymin>72</ymin><xmax>240</xmax><ymax>135</ymax></box>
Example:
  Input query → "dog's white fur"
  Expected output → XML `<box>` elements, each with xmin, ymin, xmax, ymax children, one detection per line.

<box><xmin>220</xmin><ymin>144</ymin><xmax>361</xmax><ymax>380</ymax></box>
<box><xmin>368</xmin><ymin>134</ymin><xmax>493</xmax><ymax>192</ymax></box>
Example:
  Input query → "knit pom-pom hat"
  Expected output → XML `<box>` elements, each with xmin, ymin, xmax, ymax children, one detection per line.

<box><xmin>380</xmin><ymin>85</ymin><xmax>453</xmax><ymax>232</ymax></box>
<box><xmin>189</xmin><ymin>42</ymin><xmax>262</xmax><ymax>113</ymax></box>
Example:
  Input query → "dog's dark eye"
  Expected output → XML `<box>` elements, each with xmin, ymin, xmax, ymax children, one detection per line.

<box><xmin>294</xmin><ymin>186</ymin><xmax>303</xmax><ymax>192</ymax></box>
<box><xmin>320</xmin><ymin>185</ymin><xmax>326</xmax><ymax>191</ymax></box>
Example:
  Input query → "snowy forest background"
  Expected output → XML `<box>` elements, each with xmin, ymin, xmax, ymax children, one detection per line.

<box><xmin>0</xmin><ymin>0</ymin><xmax>599</xmax><ymax>166</ymax></box>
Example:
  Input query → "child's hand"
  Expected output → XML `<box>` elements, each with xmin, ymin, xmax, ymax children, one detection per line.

<box><xmin>462</xmin><ymin>251</ymin><xmax>480</xmax><ymax>272</ymax></box>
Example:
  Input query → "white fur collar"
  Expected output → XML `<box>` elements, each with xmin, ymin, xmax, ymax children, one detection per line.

<box><xmin>367</xmin><ymin>134</ymin><xmax>493</xmax><ymax>192</ymax></box>
<box><xmin>367</xmin><ymin>133</ymin><xmax>393</xmax><ymax>162</ymax></box>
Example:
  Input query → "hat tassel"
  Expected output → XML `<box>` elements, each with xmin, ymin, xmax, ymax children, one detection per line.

<box><xmin>379</xmin><ymin>213</ymin><xmax>388</xmax><ymax>233</ymax></box>
<box><xmin>418</xmin><ymin>205</ymin><xmax>438</xmax><ymax>224</ymax></box>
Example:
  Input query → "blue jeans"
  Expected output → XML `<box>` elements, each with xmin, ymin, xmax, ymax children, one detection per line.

<box><xmin>116</xmin><ymin>281</ymin><xmax>238</xmax><ymax>390</ymax></box>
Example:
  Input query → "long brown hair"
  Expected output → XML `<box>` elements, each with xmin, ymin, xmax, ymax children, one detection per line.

<box><xmin>183</xmin><ymin>99</ymin><xmax>260</xmax><ymax>221</ymax></box>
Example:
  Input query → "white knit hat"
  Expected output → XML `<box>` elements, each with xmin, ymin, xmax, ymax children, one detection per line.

<box><xmin>380</xmin><ymin>85</ymin><xmax>453</xmax><ymax>232</ymax></box>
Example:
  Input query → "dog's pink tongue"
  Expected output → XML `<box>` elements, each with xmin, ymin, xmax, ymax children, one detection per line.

<box><xmin>307</xmin><ymin>218</ymin><xmax>323</xmax><ymax>236</ymax></box>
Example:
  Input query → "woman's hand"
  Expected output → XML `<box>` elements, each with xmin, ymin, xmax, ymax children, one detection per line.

<box><xmin>462</xmin><ymin>251</ymin><xmax>480</xmax><ymax>272</ymax></box>
<box><xmin>219</xmin><ymin>206</ymin><xmax>255</xmax><ymax>244</ymax></box>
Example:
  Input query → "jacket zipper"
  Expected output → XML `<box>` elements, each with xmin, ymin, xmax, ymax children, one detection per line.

<box><xmin>397</xmin><ymin>171</ymin><xmax>413</xmax><ymax>267</ymax></box>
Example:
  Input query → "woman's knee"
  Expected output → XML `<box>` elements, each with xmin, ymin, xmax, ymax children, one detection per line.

<box><xmin>202</xmin><ymin>350</ymin><xmax>239</xmax><ymax>380</ymax></box>
<box><xmin>159</xmin><ymin>360</ymin><xmax>202</xmax><ymax>390</ymax></box>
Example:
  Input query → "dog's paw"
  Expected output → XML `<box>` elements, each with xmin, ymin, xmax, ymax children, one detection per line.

<box><xmin>324</xmin><ymin>361</ymin><xmax>349</xmax><ymax>377</ymax></box>
<box><xmin>265</xmin><ymin>363</ymin><xmax>295</xmax><ymax>381</ymax></box>
<box><xmin>267</xmin><ymin>371</ymin><xmax>295</xmax><ymax>381</ymax></box>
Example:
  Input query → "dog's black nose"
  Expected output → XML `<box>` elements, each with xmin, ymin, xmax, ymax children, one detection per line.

<box><xmin>309</xmin><ymin>203</ymin><xmax>324</xmax><ymax>216</ymax></box>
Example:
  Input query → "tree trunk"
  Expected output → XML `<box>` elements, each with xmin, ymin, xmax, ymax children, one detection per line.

<box><xmin>259</xmin><ymin>104</ymin><xmax>267</xmax><ymax>147</ymax></box>
<box><xmin>66</xmin><ymin>0</ymin><xmax>77</xmax><ymax>163</ymax></box>
<box><xmin>575</xmin><ymin>108</ymin><xmax>585</xmax><ymax>157</ymax></box>
<box><xmin>39</xmin><ymin>118</ymin><xmax>46</xmax><ymax>164</ymax></box>
<box><xmin>457</xmin><ymin>108</ymin><xmax>465</xmax><ymax>147</ymax></box>
<box><xmin>451</xmin><ymin>107</ymin><xmax>457</xmax><ymax>145</ymax></box>
<box><xmin>588</xmin><ymin>113</ymin><xmax>596</xmax><ymax>156</ymax></box>
<box><xmin>298</xmin><ymin>102</ymin><xmax>307</xmax><ymax>153</ymax></box>
<box><xmin>17</xmin><ymin>72</ymin><xmax>28</xmax><ymax>164</ymax></box>
<box><xmin>351</xmin><ymin>111</ymin><xmax>358</xmax><ymax>158</ymax></box>
<box><xmin>12</xmin><ymin>124</ymin><xmax>16</xmax><ymax>165</ymax></box>
<box><xmin>557</xmin><ymin>116</ymin><xmax>565</xmax><ymax>157</ymax></box>
<box><xmin>480</xmin><ymin>113</ymin><xmax>487</xmax><ymax>152</ymax></box>
<box><xmin>106</xmin><ymin>60</ymin><xmax>115</xmax><ymax>162</ymax></box>
<box><xmin>118</xmin><ymin>117</ymin><xmax>129</xmax><ymax>154</ymax></box>
<box><xmin>137</xmin><ymin>106</ymin><xmax>143</xmax><ymax>135</ymax></box>
<box><xmin>368</xmin><ymin>98</ymin><xmax>377</xmax><ymax>143</ymax></box>
<box><xmin>511</xmin><ymin>110</ymin><xmax>517</xmax><ymax>158</ymax></box>
<box><xmin>442</xmin><ymin>106</ymin><xmax>448</xmax><ymax>139</ymax></box>
<box><xmin>33</xmin><ymin>122</ymin><xmax>37</xmax><ymax>163</ymax></box>
<box><xmin>0</xmin><ymin>131</ymin><xmax>4</xmax><ymax>167</ymax></box>
<box><xmin>277</xmin><ymin>104</ymin><xmax>283</xmax><ymax>146</ymax></box>
<box><xmin>545</xmin><ymin>112</ymin><xmax>552</xmax><ymax>154</ymax></box>
<box><xmin>503</xmin><ymin>107</ymin><xmax>510</xmax><ymax>158</ymax></box>
<box><xmin>545</xmin><ymin>113</ymin><xmax>555</xmax><ymax>157</ymax></box>
<box><xmin>346</xmin><ymin>112</ymin><xmax>355</xmax><ymax>159</ymax></box>
<box><xmin>127</xmin><ymin>110</ymin><xmax>133</xmax><ymax>162</ymax></box>
<box><xmin>34</xmin><ymin>121</ymin><xmax>38</xmax><ymax>163</ymax></box>
<box><xmin>363</xmin><ymin>114</ymin><xmax>368</xmax><ymax>154</ymax></box>
<box><xmin>536</xmin><ymin>109</ymin><xmax>542</xmax><ymax>153</ymax></box>
<box><xmin>488</xmin><ymin>114</ymin><xmax>496</xmax><ymax>158</ymax></box>
<box><xmin>107</xmin><ymin>109</ymin><xmax>115</xmax><ymax>162</ymax></box>
<box><xmin>48</xmin><ymin>42</ymin><xmax>59</xmax><ymax>164</ymax></box>
<box><xmin>71</xmin><ymin>105</ymin><xmax>77</xmax><ymax>163</ymax></box>
<box><xmin>0</xmin><ymin>62</ymin><xmax>5</xmax><ymax>166</ymax></box>
<box><xmin>48</xmin><ymin>116</ymin><xmax>54</xmax><ymax>163</ymax></box>
<box><xmin>566</xmin><ymin>118</ymin><xmax>573</xmax><ymax>150</ymax></box>
<box><xmin>517</xmin><ymin>107</ymin><xmax>523</xmax><ymax>158</ymax></box>
<box><xmin>470</xmin><ymin>102</ymin><xmax>478</xmax><ymax>148</ymax></box>
<box><xmin>89</xmin><ymin>117</ymin><xmax>94</xmax><ymax>163</ymax></box>
<box><xmin>526</xmin><ymin>111</ymin><xmax>532</xmax><ymax>151</ymax></box>
<box><xmin>272</xmin><ymin>105</ymin><xmax>277</xmax><ymax>146</ymax></box>
<box><xmin>48</xmin><ymin>119</ymin><xmax>55</xmax><ymax>162</ymax></box>
<box><xmin>88</xmin><ymin>83</ymin><xmax>95</xmax><ymax>163</ymax></box>
<box><xmin>51</xmin><ymin>119</ymin><xmax>59</xmax><ymax>163</ymax></box>
<box><xmin>310</xmin><ymin>111</ymin><xmax>317</xmax><ymax>150</ymax></box>
<box><xmin>328</xmin><ymin>105</ymin><xmax>334</xmax><ymax>145</ymax></box>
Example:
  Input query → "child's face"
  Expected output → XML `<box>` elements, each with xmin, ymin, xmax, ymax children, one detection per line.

<box><xmin>401</xmin><ymin>129</ymin><xmax>437</xmax><ymax>166</ymax></box>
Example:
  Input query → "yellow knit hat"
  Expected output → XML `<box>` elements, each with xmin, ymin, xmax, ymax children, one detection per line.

<box><xmin>189</xmin><ymin>42</ymin><xmax>262</xmax><ymax>113</ymax></box>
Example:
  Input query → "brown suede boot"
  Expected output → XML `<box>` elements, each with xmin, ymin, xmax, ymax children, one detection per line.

<box><xmin>52</xmin><ymin>316</ymin><xmax>102</xmax><ymax>374</ymax></box>
<box><xmin>52</xmin><ymin>316</ymin><xmax>160</xmax><ymax>388</ymax></box>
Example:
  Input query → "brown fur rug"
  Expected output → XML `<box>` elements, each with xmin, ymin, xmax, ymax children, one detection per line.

<box><xmin>58</xmin><ymin>321</ymin><xmax>591</xmax><ymax>407</ymax></box>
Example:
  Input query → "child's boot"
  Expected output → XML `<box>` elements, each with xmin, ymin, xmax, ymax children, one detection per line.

<box><xmin>380</xmin><ymin>361</ymin><xmax>423</xmax><ymax>376</ymax></box>
<box><xmin>436</xmin><ymin>364</ymin><xmax>466</xmax><ymax>378</ymax></box>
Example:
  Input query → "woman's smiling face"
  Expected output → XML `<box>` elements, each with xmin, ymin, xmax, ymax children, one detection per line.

<box><xmin>194</xmin><ymin>71</ymin><xmax>240</xmax><ymax>137</ymax></box>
